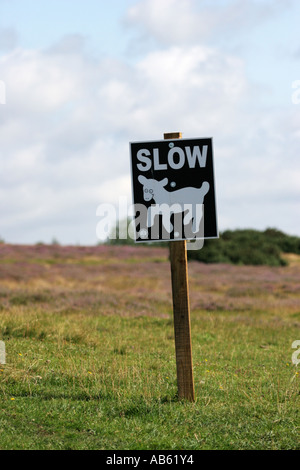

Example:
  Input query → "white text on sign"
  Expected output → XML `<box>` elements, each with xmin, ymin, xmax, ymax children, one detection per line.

<box><xmin>136</xmin><ymin>145</ymin><xmax>208</xmax><ymax>171</ymax></box>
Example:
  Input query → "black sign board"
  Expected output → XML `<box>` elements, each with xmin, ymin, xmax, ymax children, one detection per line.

<box><xmin>130</xmin><ymin>137</ymin><xmax>218</xmax><ymax>243</ymax></box>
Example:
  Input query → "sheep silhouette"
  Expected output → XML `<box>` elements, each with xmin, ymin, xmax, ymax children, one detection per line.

<box><xmin>138</xmin><ymin>175</ymin><xmax>210</xmax><ymax>236</ymax></box>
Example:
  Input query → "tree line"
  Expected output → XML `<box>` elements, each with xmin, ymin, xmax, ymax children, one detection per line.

<box><xmin>106</xmin><ymin>221</ymin><xmax>300</xmax><ymax>266</ymax></box>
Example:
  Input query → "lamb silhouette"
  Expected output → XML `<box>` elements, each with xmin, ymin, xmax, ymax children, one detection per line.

<box><xmin>138</xmin><ymin>175</ymin><xmax>210</xmax><ymax>236</ymax></box>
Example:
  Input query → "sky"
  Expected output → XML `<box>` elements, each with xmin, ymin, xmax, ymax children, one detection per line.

<box><xmin>0</xmin><ymin>0</ymin><xmax>299</xmax><ymax>245</ymax></box>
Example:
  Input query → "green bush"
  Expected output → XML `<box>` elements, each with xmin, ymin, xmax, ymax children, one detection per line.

<box><xmin>104</xmin><ymin>221</ymin><xmax>300</xmax><ymax>266</ymax></box>
<box><xmin>187</xmin><ymin>228</ymin><xmax>299</xmax><ymax>266</ymax></box>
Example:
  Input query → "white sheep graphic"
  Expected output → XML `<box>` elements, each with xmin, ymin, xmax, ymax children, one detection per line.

<box><xmin>138</xmin><ymin>175</ymin><xmax>210</xmax><ymax>237</ymax></box>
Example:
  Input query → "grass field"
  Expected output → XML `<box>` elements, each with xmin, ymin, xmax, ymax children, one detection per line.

<box><xmin>0</xmin><ymin>243</ymin><xmax>299</xmax><ymax>450</ymax></box>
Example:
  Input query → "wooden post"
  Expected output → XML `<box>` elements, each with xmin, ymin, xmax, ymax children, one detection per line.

<box><xmin>164</xmin><ymin>132</ymin><xmax>195</xmax><ymax>402</ymax></box>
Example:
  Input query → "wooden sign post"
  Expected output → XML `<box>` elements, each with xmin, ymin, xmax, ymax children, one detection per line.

<box><xmin>130</xmin><ymin>132</ymin><xmax>218</xmax><ymax>402</ymax></box>
<box><xmin>164</xmin><ymin>132</ymin><xmax>195</xmax><ymax>402</ymax></box>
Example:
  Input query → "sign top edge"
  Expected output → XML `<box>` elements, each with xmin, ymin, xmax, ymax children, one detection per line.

<box><xmin>129</xmin><ymin>137</ymin><xmax>213</xmax><ymax>145</ymax></box>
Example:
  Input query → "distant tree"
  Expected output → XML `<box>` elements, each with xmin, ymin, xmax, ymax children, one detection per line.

<box><xmin>104</xmin><ymin>217</ymin><xmax>167</xmax><ymax>248</ymax></box>
<box><xmin>102</xmin><ymin>223</ymin><xmax>300</xmax><ymax>266</ymax></box>
<box><xmin>187</xmin><ymin>228</ymin><xmax>300</xmax><ymax>266</ymax></box>
<box><xmin>105</xmin><ymin>218</ymin><xmax>135</xmax><ymax>246</ymax></box>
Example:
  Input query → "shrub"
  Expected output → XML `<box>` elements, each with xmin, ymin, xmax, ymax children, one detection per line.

<box><xmin>103</xmin><ymin>221</ymin><xmax>299</xmax><ymax>266</ymax></box>
<box><xmin>187</xmin><ymin>228</ymin><xmax>297</xmax><ymax>266</ymax></box>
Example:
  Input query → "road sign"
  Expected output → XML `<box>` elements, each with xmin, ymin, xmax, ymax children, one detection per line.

<box><xmin>130</xmin><ymin>136</ymin><xmax>218</xmax><ymax>243</ymax></box>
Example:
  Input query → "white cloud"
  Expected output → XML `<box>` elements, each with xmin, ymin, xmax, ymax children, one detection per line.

<box><xmin>1</xmin><ymin>47</ymin><xmax>85</xmax><ymax>112</ymax></box>
<box><xmin>124</xmin><ymin>0</ymin><xmax>294</xmax><ymax>47</ymax></box>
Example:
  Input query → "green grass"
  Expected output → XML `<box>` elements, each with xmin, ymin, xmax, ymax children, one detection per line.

<box><xmin>1</xmin><ymin>310</ymin><xmax>299</xmax><ymax>450</ymax></box>
<box><xmin>0</xmin><ymin>244</ymin><xmax>299</xmax><ymax>450</ymax></box>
